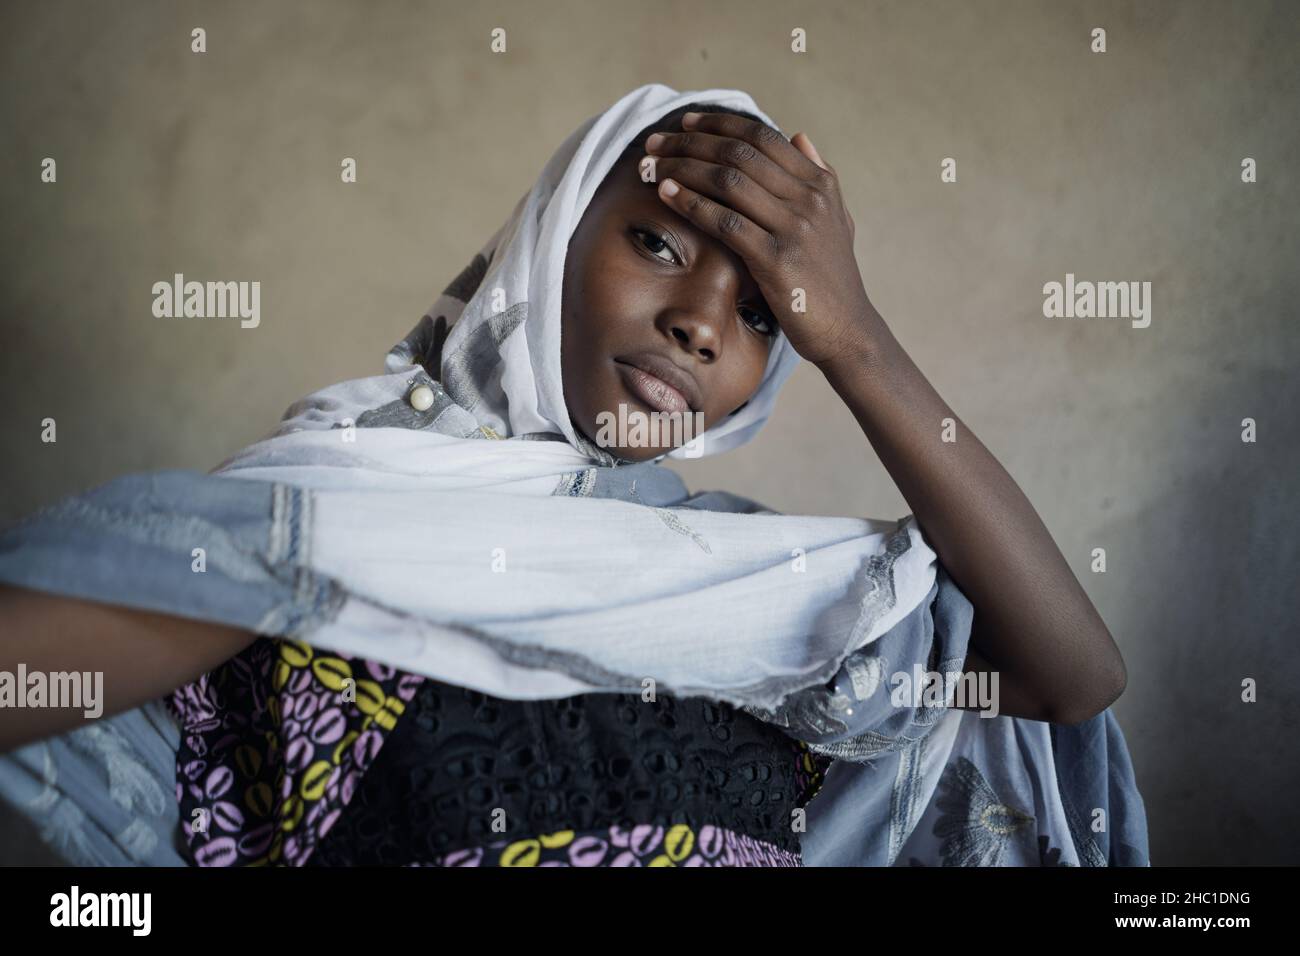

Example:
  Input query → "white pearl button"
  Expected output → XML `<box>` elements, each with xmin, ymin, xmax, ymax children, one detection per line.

<box><xmin>408</xmin><ymin>384</ymin><xmax>434</xmax><ymax>411</ymax></box>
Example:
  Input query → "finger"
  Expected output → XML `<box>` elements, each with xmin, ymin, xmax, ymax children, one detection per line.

<box><xmin>795</xmin><ymin>132</ymin><xmax>841</xmax><ymax>179</ymax></box>
<box><xmin>655</xmin><ymin>177</ymin><xmax>775</xmax><ymax>266</ymax></box>
<box><xmin>680</xmin><ymin>110</ymin><xmax>824</xmax><ymax>183</ymax></box>
<box><xmin>795</xmin><ymin>132</ymin><xmax>853</xmax><ymax>239</ymax></box>
<box><xmin>793</xmin><ymin>132</ymin><xmax>828</xmax><ymax>171</ymax></box>
<box><xmin>643</xmin><ymin>155</ymin><xmax>791</xmax><ymax>235</ymax></box>
<box><xmin>647</xmin><ymin>129</ymin><xmax>803</xmax><ymax>200</ymax></box>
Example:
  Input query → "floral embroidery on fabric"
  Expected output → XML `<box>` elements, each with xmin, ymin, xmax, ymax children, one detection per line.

<box><xmin>930</xmin><ymin>756</ymin><xmax>1035</xmax><ymax>866</ymax></box>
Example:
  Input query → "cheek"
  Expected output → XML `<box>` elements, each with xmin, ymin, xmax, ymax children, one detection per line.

<box><xmin>576</xmin><ymin>256</ymin><xmax>642</xmax><ymax>328</ymax></box>
<box><xmin>710</xmin><ymin>348</ymin><xmax>769</xmax><ymax>418</ymax></box>
<box><xmin>559</xmin><ymin>307</ymin><xmax>619</xmax><ymax>432</ymax></box>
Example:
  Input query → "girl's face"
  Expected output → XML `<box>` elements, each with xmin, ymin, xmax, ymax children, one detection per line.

<box><xmin>561</xmin><ymin>150</ymin><xmax>779</xmax><ymax>461</ymax></box>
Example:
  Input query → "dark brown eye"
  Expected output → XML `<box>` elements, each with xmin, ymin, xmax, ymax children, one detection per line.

<box><xmin>739</xmin><ymin>306</ymin><xmax>777</xmax><ymax>337</ymax></box>
<box><xmin>632</xmin><ymin>227</ymin><xmax>679</xmax><ymax>264</ymax></box>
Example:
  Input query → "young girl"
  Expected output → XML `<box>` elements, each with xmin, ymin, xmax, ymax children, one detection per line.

<box><xmin>0</xmin><ymin>84</ymin><xmax>1148</xmax><ymax>867</ymax></box>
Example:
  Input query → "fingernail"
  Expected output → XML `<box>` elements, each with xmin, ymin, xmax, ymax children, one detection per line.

<box><xmin>645</xmin><ymin>132</ymin><xmax>665</xmax><ymax>152</ymax></box>
<box><xmin>682</xmin><ymin>112</ymin><xmax>700</xmax><ymax>128</ymax></box>
<box><xmin>660</xmin><ymin>178</ymin><xmax>679</xmax><ymax>197</ymax></box>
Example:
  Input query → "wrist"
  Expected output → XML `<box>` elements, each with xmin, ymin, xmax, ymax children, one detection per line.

<box><xmin>812</xmin><ymin>305</ymin><xmax>895</xmax><ymax>379</ymax></box>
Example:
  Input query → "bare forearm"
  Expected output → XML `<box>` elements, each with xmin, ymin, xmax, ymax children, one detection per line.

<box><xmin>818</xmin><ymin>307</ymin><xmax>1126</xmax><ymax>723</ymax></box>
<box><xmin>0</xmin><ymin>584</ymin><xmax>258</xmax><ymax>753</ymax></box>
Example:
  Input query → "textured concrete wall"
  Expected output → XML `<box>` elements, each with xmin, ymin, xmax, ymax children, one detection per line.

<box><xmin>1</xmin><ymin>0</ymin><xmax>1296</xmax><ymax>864</ymax></box>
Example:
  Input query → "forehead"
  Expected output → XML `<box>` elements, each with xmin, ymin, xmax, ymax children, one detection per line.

<box><xmin>592</xmin><ymin>149</ymin><xmax>667</xmax><ymax>211</ymax></box>
<box><xmin>587</xmin><ymin>150</ymin><xmax>763</xmax><ymax>293</ymax></box>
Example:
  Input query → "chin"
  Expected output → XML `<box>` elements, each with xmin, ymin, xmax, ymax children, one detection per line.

<box><xmin>582</xmin><ymin>404</ymin><xmax>702</xmax><ymax>462</ymax></box>
<box><xmin>610</xmin><ymin>443</ymin><xmax>670</xmax><ymax>462</ymax></box>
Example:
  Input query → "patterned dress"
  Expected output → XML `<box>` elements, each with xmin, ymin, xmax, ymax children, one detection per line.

<box><xmin>168</xmin><ymin>637</ymin><xmax>833</xmax><ymax>867</ymax></box>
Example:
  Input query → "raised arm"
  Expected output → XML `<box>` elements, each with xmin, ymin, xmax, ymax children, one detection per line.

<box><xmin>816</xmin><ymin>316</ymin><xmax>1127</xmax><ymax>725</ymax></box>
<box><xmin>638</xmin><ymin>111</ymin><xmax>1125</xmax><ymax>725</ymax></box>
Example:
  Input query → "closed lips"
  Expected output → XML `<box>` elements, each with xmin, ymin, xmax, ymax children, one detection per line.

<box><xmin>616</xmin><ymin>352</ymin><xmax>702</xmax><ymax>412</ymax></box>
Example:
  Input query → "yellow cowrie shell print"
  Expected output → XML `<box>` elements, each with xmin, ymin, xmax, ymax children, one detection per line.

<box><xmin>372</xmin><ymin>695</ymin><xmax>405</xmax><ymax>732</ymax></box>
<box><xmin>311</xmin><ymin>657</ymin><xmax>353</xmax><ymax>691</ymax></box>
<box><xmin>300</xmin><ymin>760</ymin><xmax>333</xmax><ymax>801</ymax></box>
<box><xmin>333</xmin><ymin>730</ymin><xmax>360</xmax><ymax>765</ymax></box>
<box><xmin>354</xmin><ymin>680</ymin><xmax>385</xmax><ymax>715</ymax></box>
<box><xmin>280</xmin><ymin>795</ymin><xmax>304</xmax><ymax>832</ymax></box>
<box><xmin>664</xmin><ymin>824</ymin><xmax>694</xmax><ymax>861</ymax></box>
<box><xmin>500</xmin><ymin>839</ymin><xmax>541</xmax><ymax>866</ymax></box>
<box><xmin>280</xmin><ymin>640</ymin><xmax>313</xmax><ymax>668</ymax></box>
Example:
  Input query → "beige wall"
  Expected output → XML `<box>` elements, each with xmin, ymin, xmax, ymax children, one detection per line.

<box><xmin>2</xmin><ymin>0</ymin><xmax>1297</xmax><ymax>863</ymax></box>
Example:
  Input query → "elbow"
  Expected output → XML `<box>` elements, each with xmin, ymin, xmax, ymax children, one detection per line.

<box><xmin>1052</xmin><ymin>651</ymin><xmax>1127</xmax><ymax>727</ymax></box>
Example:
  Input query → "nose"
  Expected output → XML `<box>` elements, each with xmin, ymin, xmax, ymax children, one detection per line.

<box><xmin>659</xmin><ymin>285</ymin><xmax>732</xmax><ymax>363</ymax></box>
<box><xmin>668</xmin><ymin>320</ymin><xmax>717</xmax><ymax>361</ymax></box>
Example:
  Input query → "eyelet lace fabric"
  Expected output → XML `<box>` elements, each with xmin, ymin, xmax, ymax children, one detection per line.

<box><xmin>309</xmin><ymin>672</ymin><xmax>833</xmax><ymax>866</ymax></box>
<box><xmin>170</xmin><ymin>637</ymin><xmax>832</xmax><ymax>867</ymax></box>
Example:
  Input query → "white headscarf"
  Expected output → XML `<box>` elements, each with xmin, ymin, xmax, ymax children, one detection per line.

<box><xmin>209</xmin><ymin>83</ymin><xmax>939</xmax><ymax>711</ymax></box>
